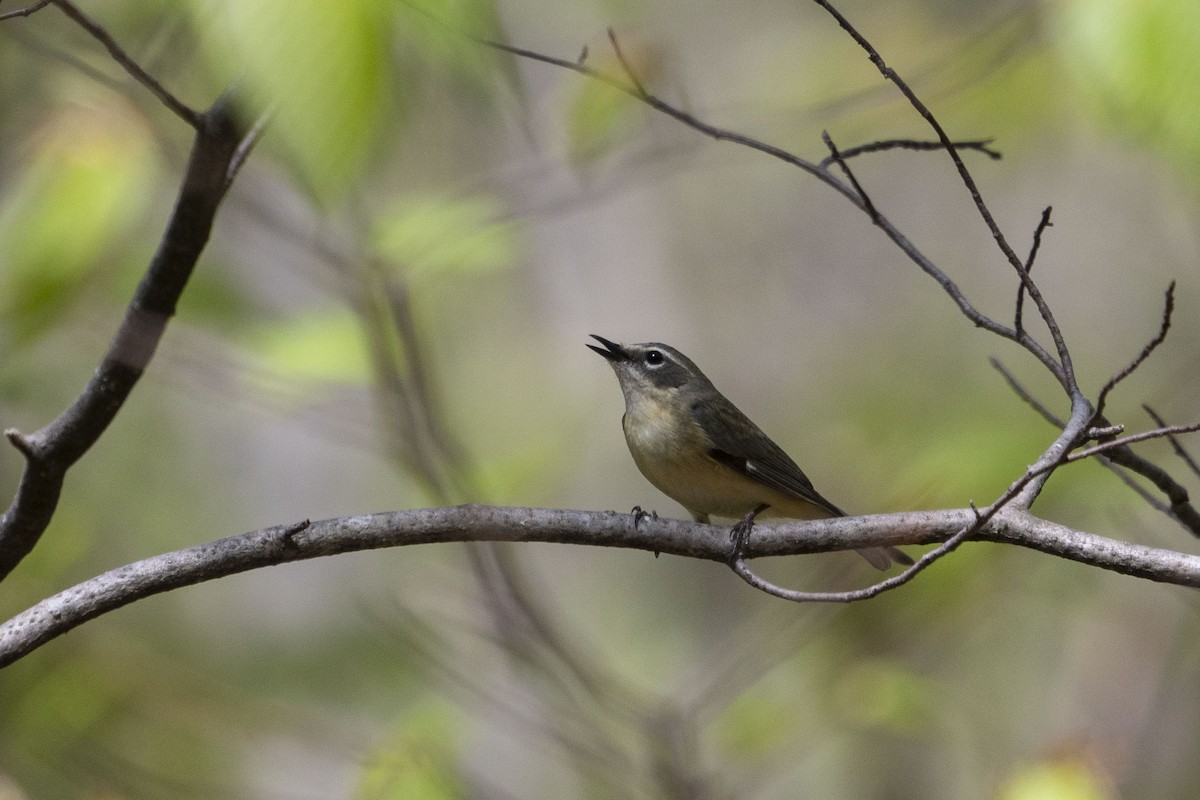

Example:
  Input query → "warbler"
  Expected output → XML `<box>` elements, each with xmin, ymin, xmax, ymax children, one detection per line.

<box><xmin>588</xmin><ymin>335</ymin><xmax>910</xmax><ymax>569</ymax></box>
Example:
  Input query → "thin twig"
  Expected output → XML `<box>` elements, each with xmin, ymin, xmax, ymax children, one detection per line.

<box><xmin>817</xmin><ymin>137</ymin><xmax>1001</xmax><ymax>168</ymax></box>
<box><xmin>1094</xmin><ymin>281</ymin><xmax>1176</xmax><ymax>418</ymax></box>
<box><xmin>730</xmin><ymin>513</ymin><xmax>980</xmax><ymax>603</ymax></box>
<box><xmin>1015</xmin><ymin>206</ymin><xmax>1053</xmax><ymax>334</ymax></box>
<box><xmin>486</xmin><ymin>38</ymin><xmax>1066</xmax><ymax>379</ymax></box>
<box><xmin>1067</xmin><ymin>422</ymin><xmax>1200</xmax><ymax>464</ymax></box>
<box><xmin>809</xmin><ymin>0</ymin><xmax>1078</xmax><ymax>397</ymax></box>
<box><xmin>1145</xmin><ymin>405</ymin><xmax>1200</xmax><ymax>480</ymax></box>
<box><xmin>49</xmin><ymin>0</ymin><xmax>202</xmax><ymax>128</ymax></box>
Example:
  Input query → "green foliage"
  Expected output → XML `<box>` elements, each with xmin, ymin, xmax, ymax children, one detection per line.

<box><xmin>562</xmin><ymin>38</ymin><xmax>658</xmax><ymax>165</ymax></box>
<box><xmin>997</xmin><ymin>756</ymin><xmax>1114</xmax><ymax>800</ymax></box>
<box><xmin>245</xmin><ymin>309</ymin><xmax>373</xmax><ymax>384</ymax></box>
<box><xmin>1057</xmin><ymin>0</ymin><xmax>1200</xmax><ymax>183</ymax></box>
<box><xmin>354</xmin><ymin>700</ymin><xmax>466</xmax><ymax>800</ymax></box>
<box><xmin>0</xmin><ymin>93</ymin><xmax>158</xmax><ymax>343</ymax></box>
<box><xmin>191</xmin><ymin>0</ymin><xmax>395</xmax><ymax>199</ymax></box>
<box><xmin>566</xmin><ymin>77</ymin><xmax>641</xmax><ymax>165</ymax></box>
<box><xmin>371</xmin><ymin>194</ymin><xmax>518</xmax><ymax>280</ymax></box>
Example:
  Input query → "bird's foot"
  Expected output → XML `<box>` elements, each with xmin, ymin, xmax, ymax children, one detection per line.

<box><xmin>631</xmin><ymin>505</ymin><xmax>658</xmax><ymax>530</ymax></box>
<box><xmin>728</xmin><ymin>504</ymin><xmax>769</xmax><ymax>566</ymax></box>
<box><xmin>632</xmin><ymin>506</ymin><xmax>661</xmax><ymax>558</ymax></box>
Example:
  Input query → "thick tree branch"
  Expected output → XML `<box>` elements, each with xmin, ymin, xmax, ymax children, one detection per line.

<box><xmin>2</xmin><ymin>504</ymin><xmax>1198</xmax><ymax>668</ymax></box>
<box><xmin>0</xmin><ymin>96</ymin><xmax>246</xmax><ymax>581</ymax></box>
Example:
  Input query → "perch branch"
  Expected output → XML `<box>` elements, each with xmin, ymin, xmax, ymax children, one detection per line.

<box><xmin>3</xmin><ymin>504</ymin><xmax>1199</xmax><ymax>668</ymax></box>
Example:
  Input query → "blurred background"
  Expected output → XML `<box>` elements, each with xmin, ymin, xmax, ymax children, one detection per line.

<box><xmin>2</xmin><ymin>0</ymin><xmax>1199</xmax><ymax>797</ymax></box>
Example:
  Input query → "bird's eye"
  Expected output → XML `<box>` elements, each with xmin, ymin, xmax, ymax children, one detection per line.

<box><xmin>644</xmin><ymin>350</ymin><xmax>664</xmax><ymax>366</ymax></box>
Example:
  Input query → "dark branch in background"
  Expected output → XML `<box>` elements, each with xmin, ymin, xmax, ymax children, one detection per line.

<box><xmin>0</xmin><ymin>95</ymin><xmax>246</xmax><ymax>581</ymax></box>
<box><xmin>4</xmin><ymin>504</ymin><xmax>1199</xmax><ymax>668</ymax></box>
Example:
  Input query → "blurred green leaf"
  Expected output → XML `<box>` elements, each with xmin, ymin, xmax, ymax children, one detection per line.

<box><xmin>398</xmin><ymin>0</ymin><xmax>510</xmax><ymax>98</ymax></box>
<box><xmin>1057</xmin><ymin>0</ymin><xmax>1200</xmax><ymax>182</ymax></box>
<box><xmin>563</xmin><ymin>37</ymin><xmax>660</xmax><ymax>165</ymax></box>
<box><xmin>354</xmin><ymin>700</ymin><xmax>465</xmax><ymax>800</ymax></box>
<box><xmin>997</xmin><ymin>756</ymin><xmax>1114</xmax><ymax>800</ymax></box>
<box><xmin>833</xmin><ymin>659</ymin><xmax>934</xmax><ymax>735</ymax></box>
<box><xmin>192</xmin><ymin>0</ymin><xmax>393</xmax><ymax>198</ymax></box>
<box><xmin>246</xmin><ymin>309</ymin><xmax>372</xmax><ymax>384</ymax></box>
<box><xmin>371</xmin><ymin>194</ymin><xmax>517</xmax><ymax>280</ymax></box>
<box><xmin>0</xmin><ymin>95</ymin><xmax>158</xmax><ymax>343</ymax></box>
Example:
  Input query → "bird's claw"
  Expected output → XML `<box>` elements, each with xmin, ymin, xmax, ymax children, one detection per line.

<box><xmin>728</xmin><ymin>504</ymin><xmax>768</xmax><ymax>566</ymax></box>
<box><xmin>631</xmin><ymin>505</ymin><xmax>658</xmax><ymax>530</ymax></box>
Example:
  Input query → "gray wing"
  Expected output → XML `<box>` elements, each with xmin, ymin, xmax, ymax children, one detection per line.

<box><xmin>692</xmin><ymin>396</ymin><xmax>846</xmax><ymax>517</ymax></box>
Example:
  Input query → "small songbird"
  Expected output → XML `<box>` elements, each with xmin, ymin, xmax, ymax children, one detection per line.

<box><xmin>588</xmin><ymin>335</ymin><xmax>910</xmax><ymax>569</ymax></box>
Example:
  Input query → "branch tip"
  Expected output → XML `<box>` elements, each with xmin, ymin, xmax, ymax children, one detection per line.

<box><xmin>4</xmin><ymin>429</ymin><xmax>37</xmax><ymax>459</ymax></box>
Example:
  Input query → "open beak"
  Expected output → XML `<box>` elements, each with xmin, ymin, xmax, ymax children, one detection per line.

<box><xmin>587</xmin><ymin>334</ymin><xmax>625</xmax><ymax>362</ymax></box>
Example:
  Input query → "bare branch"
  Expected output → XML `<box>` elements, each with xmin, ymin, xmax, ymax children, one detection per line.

<box><xmin>3</xmin><ymin>504</ymin><xmax>1199</xmax><ymax>668</ymax></box>
<box><xmin>48</xmin><ymin>0</ymin><xmax>203</xmax><ymax>128</ymax></box>
<box><xmin>0</xmin><ymin>96</ymin><xmax>246</xmax><ymax>581</ymax></box>
<box><xmin>1067</xmin><ymin>422</ymin><xmax>1200</xmax><ymax>464</ymax></box>
<box><xmin>0</xmin><ymin>0</ymin><xmax>51</xmax><ymax>21</ymax></box>
<box><xmin>1094</xmin><ymin>281</ymin><xmax>1176</xmax><ymax>418</ymax></box>
<box><xmin>1015</xmin><ymin>206</ymin><xmax>1053</xmax><ymax>335</ymax></box>
<box><xmin>809</xmin><ymin>0</ymin><xmax>1079</xmax><ymax>396</ymax></box>
<box><xmin>993</xmin><ymin>360</ymin><xmax>1176</xmax><ymax>515</ymax></box>
<box><xmin>487</xmin><ymin>39</ymin><xmax>1068</xmax><ymax>381</ymax></box>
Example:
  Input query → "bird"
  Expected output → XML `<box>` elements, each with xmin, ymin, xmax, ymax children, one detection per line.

<box><xmin>588</xmin><ymin>334</ymin><xmax>911</xmax><ymax>569</ymax></box>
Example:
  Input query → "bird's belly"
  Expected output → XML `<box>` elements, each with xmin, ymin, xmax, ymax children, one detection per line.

<box><xmin>626</xmin><ymin>435</ymin><xmax>777</xmax><ymax>518</ymax></box>
<box><xmin>624</xmin><ymin>427</ymin><xmax>828</xmax><ymax>520</ymax></box>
